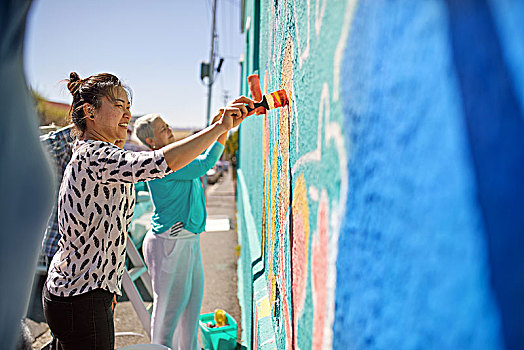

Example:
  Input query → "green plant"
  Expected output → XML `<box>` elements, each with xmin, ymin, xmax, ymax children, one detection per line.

<box><xmin>224</xmin><ymin>129</ymin><xmax>238</xmax><ymax>160</ymax></box>
<box><xmin>30</xmin><ymin>89</ymin><xmax>70</xmax><ymax>126</ymax></box>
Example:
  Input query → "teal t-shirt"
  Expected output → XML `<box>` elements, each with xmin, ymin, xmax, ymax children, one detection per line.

<box><xmin>147</xmin><ymin>142</ymin><xmax>224</xmax><ymax>234</ymax></box>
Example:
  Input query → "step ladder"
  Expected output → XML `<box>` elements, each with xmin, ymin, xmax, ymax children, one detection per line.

<box><xmin>122</xmin><ymin>236</ymin><xmax>153</xmax><ymax>335</ymax></box>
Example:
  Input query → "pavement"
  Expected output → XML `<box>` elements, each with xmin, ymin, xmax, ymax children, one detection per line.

<box><xmin>26</xmin><ymin>170</ymin><xmax>242</xmax><ymax>349</ymax></box>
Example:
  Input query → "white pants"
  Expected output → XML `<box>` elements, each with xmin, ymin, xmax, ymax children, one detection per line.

<box><xmin>143</xmin><ymin>228</ymin><xmax>204</xmax><ymax>350</ymax></box>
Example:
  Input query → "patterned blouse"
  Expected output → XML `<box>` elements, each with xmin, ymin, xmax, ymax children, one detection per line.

<box><xmin>46</xmin><ymin>140</ymin><xmax>171</xmax><ymax>297</ymax></box>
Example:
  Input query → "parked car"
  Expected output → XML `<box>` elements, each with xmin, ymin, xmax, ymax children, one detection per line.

<box><xmin>216</xmin><ymin>160</ymin><xmax>229</xmax><ymax>172</ymax></box>
<box><xmin>206</xmin><ymin>166</ymin><xmax>221</xmax><ymax>184</ymax></box>
<box><xmin>215</xmin><ymin>162</ymin><xmax>223</xmax><ymax>174</ymax></box>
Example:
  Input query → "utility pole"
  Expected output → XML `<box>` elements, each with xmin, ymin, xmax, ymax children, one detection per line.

<box><xmin>206</xmin><ymin>0</ymin><xmax>218</xmax><ymax>126</ymax></box>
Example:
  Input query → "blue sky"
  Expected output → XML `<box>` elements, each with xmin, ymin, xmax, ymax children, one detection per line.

<box><xmin>24</xmin><ymin>0</ymin><xmax>244</xmax><ymax>128</ymax></box>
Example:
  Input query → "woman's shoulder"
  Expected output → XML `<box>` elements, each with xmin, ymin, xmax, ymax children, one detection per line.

<box><xmin>74</xmin><ymin>139</ymin><xmax>117</xmax><ymax>151</ymax></box>
<box><xmin>73</xmin><ymin>140</ymin><xmax>120</xmax><ymax>157</ymax></box>
<box><xmin>148</xmin><ymin>174</ymin><xmax>188</xmax><ymax>191</ymax></box>
<box><xmin>73</xmin><ymin>140</ymin><xmax>116</xmax><ymax>149</ymax></box>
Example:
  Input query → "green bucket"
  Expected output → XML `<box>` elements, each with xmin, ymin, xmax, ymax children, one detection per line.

<box><xmin>199</xmin><ymin>312</ymin><xmax>237</xmax><ymax>350</ymax></box>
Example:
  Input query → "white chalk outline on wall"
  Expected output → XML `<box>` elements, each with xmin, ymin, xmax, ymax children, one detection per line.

<box><xmin>315</xmin><ymin>0</ymin><xmax>327</xmax><ymax>36</ymax></box>
<box><xmin>289</xmin><ymin>0</ymin><xmax>357</xmax><ymax>347</ymax></box>
<box><xmin>291</xmin><ymin>82</ymin><xmax>348</xmax><ymax>349</ymax></box>
<box><xmin>294</xmin><ymin>0</ymin><xmax>310</xmax><ymax>67</ymax></box>
<box><xmin>334</xmin><ymin>0</ymin><xmax>358</xmax><ymax>102</ymax></box>
<box><xmin>309</xmin><ymin>186</ymin><xmax>320</xmax><ymax>202</ymax></box>
<box><xmin>292</xmin><ymin>94</ymin><xmax>300</xmax><ymax>155</ymax></box>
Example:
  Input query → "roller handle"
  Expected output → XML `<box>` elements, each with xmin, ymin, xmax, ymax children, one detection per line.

<box><xmin>246</xmin><ymin>96</ymin><xmax>269</xmax><ymax>113</ymax></box>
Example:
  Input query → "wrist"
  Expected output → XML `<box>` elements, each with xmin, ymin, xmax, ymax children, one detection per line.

<box><xmin>215</xmin><ymin>121</ymin><xmax>229</xmax><ymax>134</ymax></box>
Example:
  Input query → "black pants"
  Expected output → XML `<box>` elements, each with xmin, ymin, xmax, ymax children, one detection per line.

<box><xmin>42</xmin><ymin>286</ymin><xmax>115</xmax><ymax>350</ymax></box>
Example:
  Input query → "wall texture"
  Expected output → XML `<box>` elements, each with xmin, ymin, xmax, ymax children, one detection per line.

<box><xmin>236</xmin><ymin>1</ymin><xmax>524</xmax><ymax>349</ymax></box>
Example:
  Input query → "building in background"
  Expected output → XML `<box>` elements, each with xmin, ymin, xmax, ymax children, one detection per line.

<box><xmin>236</xmin><ymin>1</ymin><xmax>524</xmax><ymax>349</ymax></box>
<box><xmin>33</xmin><ymin>95</ymin><xmax>70</xmax><ymax>134</ymax></box>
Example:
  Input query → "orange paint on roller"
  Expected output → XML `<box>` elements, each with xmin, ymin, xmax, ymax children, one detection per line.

<box><xmin>247</xmin><ymin>74</ymin><xmax>263</xmax><ymax>100</ymax></box>
<box><xmin>247</xmin><ymin>74</ymin><xmax>266</xmax><ymax>115</ymax></box>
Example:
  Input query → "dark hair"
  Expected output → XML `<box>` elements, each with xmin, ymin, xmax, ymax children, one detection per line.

<box><xmin>67</xmin><ymin>72</ymin><xmax>132</xmax><ymax>136</ymax></box>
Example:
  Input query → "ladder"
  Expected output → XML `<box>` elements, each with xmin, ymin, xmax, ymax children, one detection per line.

<box><xmin>122</xmin><ymin>236</ymin><xmax>153</xmax><ymax>335</ymax></box>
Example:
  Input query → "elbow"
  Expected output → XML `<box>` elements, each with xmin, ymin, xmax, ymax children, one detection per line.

<box><xmin>167</xmin><ymin>160</ymin><xmax>183</xmax><ymax>172</ymax></box>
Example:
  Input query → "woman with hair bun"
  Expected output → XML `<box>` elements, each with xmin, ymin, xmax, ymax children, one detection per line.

<box><xmin>42</xmin><ymin>72</ymin><xmax>253</xmax><ymax>349</ymax></box>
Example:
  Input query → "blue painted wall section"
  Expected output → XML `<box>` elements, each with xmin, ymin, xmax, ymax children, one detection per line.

<box><xmin>237</xmin><ymin>1</ymin><xmax>524</xmax><ymax>349</ymax></box>
<box><xmin>445</xmin><ymin>0</ymin><xmax>524</xmax><ymax>347</ymax></box>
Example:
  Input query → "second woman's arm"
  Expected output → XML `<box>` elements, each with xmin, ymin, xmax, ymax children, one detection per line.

<box><xmin>161</xmin><ymin>98</ymin><xmax>253</xmax><ymax>171</ymax></box>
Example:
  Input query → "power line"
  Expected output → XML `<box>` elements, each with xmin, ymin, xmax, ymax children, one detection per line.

<box><xmin>205</xmin><ymin>0</ymin><xmax>218</xmax><ymax>125</ymax></box>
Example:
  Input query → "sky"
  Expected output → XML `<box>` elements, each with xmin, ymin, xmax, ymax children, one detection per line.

<box><xmin>24</xmin><ymin>0</ymin><xmax>244</xmax><ymax>129</ymax></box>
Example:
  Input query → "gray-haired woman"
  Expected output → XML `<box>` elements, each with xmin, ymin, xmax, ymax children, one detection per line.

<box><xmin>134</xmin><ymin>109</ymin><xmax>228</xmax><ymax>349</ymax></box>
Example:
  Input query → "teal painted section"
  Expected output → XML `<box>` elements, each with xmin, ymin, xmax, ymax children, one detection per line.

<box><xmin>236</xmin><ymin>169</ymin><xmax>257</xmax><ymax>347</ymax></box>
<box><xmin>236</xmin><ymin>0</ymin><xmax>523</xmax><ymax>349</ymax></box>
<box><xmin>237</xmin><ymin>0</ymin><xmax>350</xmax><ymax>348</ymax></box>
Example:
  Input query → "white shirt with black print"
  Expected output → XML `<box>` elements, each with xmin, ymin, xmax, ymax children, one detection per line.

<box><xmin>46</xmin><ymin>140</ymin><xmax>171</xmax><ymax>297</ymax></box>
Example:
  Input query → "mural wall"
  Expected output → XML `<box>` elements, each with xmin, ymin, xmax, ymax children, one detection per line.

<box><xmin>236</xmin><ymin>1</ymin><xmax>524</xmax><ymax>349</ymax></box>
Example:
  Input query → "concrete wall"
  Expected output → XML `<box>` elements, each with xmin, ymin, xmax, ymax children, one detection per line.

<box><xmin>236</xmin><ymin>1</ymin><xmax>524</xmax><ymax>349</ymax></box>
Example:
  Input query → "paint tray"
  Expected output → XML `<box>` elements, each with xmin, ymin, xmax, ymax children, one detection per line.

<box><xmin>199</xmin><ymin>312</ymin><xmax>237</xmax><ymax>350</ymax></box>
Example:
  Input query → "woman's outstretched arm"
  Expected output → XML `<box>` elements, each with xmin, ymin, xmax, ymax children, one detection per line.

<box><xmin>162</xmin><ymin>97</ymin><xmax>253</xmax><ymax>171</ymax></box>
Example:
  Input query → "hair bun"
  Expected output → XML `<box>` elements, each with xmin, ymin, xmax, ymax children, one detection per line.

<box><xmin>67</xmin><ymin>72</ymin><xmax>82</xmax><ymax>95</ymax></box>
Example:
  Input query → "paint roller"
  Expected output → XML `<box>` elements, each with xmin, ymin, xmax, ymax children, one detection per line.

<box><xmin>246</xmin><ymin>74</ymin><xmax>289</xmax><ymax>115</ymax></box>
<box><xmin>247</xmin><ymin>74</ymin><xmax>266</xmax><ymax>115</ymax></box>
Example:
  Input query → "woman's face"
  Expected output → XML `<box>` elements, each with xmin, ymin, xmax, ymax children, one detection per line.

<box><xmin>151</xmin><ymin>117</ymin><xmax>175</xmax><ymax>149</ymax></box>
<box><xmin>89</xmin><ymin>88</ymin><xmax>131</xmax><ymax>143</ymax></box>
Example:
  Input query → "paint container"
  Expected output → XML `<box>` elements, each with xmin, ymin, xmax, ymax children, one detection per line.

<box><xmin>199</xmin><ymin>311</ymin><xmax>238</xmax><ymax>350</ymax></box>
